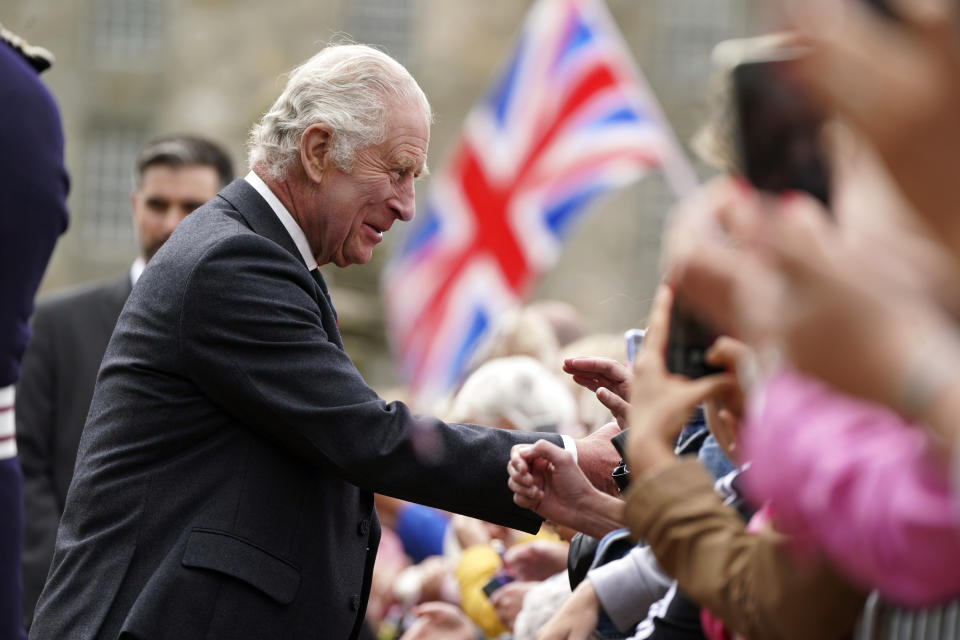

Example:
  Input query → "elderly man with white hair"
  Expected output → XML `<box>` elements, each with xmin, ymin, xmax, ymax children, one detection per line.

<box><xmin>29</xmin><ymin>45</ymin><xmax>620</xmax><ymax>640</ymax></box>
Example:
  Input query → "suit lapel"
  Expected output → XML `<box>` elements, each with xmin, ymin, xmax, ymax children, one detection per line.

<box><xmin>215</xmin><ymin>179</ymin><xmax>343</xmax><ymax>348</ymax></box>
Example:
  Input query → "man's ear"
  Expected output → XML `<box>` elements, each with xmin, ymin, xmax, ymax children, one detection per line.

<box><xmin>300</xmin><ymin>123</ymin><xmax>333</xmax><ymax>184</ymax></box>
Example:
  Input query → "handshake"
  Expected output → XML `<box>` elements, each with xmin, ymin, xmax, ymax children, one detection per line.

<box><xmin>506</xmin><ymin>285</ymin><xmax>740</xmax><ymax>538</ymax></box>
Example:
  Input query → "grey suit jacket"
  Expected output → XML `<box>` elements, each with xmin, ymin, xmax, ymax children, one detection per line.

<box><xmin>30</xmin><ymin>179</ymin><xmax>561</xmax><ymax>640</ymax></box>
<box><xmin>16</xmin><ymin>273</ymin><xmax>131</xmax><ymax>628</ymax></box>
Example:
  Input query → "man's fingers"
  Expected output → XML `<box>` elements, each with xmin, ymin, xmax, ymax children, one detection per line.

<box><xmin>519</xmin><ymin>439</ymin><xmax>572</xmax><ymax>468</ymax></box>
<box><xmin>512</xmin><ymin>490</ymin><xmax>540</xmax><ymax>511</ymax></box>
<box><xmin>412</xmin><ymin>601</ymin><xmax>453</xmax><ymax>619</ymax></box>
<box><xmin>687</xmin><ymin>372</ymin><xmax>736</xmax><ymax>405</ymax></box>
<box><xmin>564</xmin><ymin>357</ymin><xmax>629</xmax><ymax>382</ymax></box>
<box><xmin>717</xmin><ymin>407</ymin><xmax>740</xmax><ymax>435</ymax></box>
<box><xmin>640</xmin><ymin>284</ymin><xmax>673</xmax><ymax>359</ymax></box>
<box><xmin>705</xmin><ymin>336</ymin><xmax>749</xmax><ymax>369</ymax></box>
<box><xmin>759</xmin><ymin>198</ymin><xmax>835</xmax><ymax>285</ymax></box>
<box><xmin>596</xmin><ymin>387</ymin><xmax>629</xmax><ymax>417</ymax></box>
<box><xmin>672</xmin><ymin>247</ymin><xmax>742</xmax><ymax>337</ymax></box>
<box><xmin>570</xmin><ymin>374</ymin><xmax>601</xmax><ymax>393</ymax></box>
<box><xmin>586</xmin><ymin>421</ymin><xmax>621</xmax><ymax>442</ymax></box>
<box><xmin>510</xmin><ymin>445</ymin><xmax>530</xmax><ymax>472</ymax></box>
<box><xmin>507</xmin><ymin>462</ymin><xmax>535</xmax><ymax>489</ymax></box>
<box><xmin>508</xmin><ymin>476</ymin><xmax>540</xmax><ymax>499</ymax></box>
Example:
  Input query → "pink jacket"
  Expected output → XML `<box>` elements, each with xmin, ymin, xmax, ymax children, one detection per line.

<box><xmin>742</xmin><ymin>368</ymin><xmax>960</xmax><ymax>607</ymax></box>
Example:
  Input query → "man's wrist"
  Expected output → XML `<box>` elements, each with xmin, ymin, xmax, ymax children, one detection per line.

<box><xmin>573</xmin><ymin>493</ymin><xmax>625</xmax><ymax>538</ymax></box>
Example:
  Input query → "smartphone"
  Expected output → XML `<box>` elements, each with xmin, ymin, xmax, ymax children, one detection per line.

<box><xmin>665</xmin><ymin>300</ymin><xmax>722</xmax><ymax>379</ymax></box>
<box><xmin>732</xmin><ymin>54</ymin><xmax>831</xmax><ymax>206</ymax></box>
<box><xmin>482</xmin><ymin>573</ymin><xmax>514</xmax><ymax>598</ymax></box>
<box><xmin>624</xmin><ymin>328</ymin><xmax>646</xmax><ymax>365</ymax></box>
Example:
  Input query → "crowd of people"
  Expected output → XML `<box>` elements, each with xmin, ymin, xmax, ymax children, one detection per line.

<box><xmin>5</xmin><ymin>0</ymin><xmax>960</xmax><ymax>639</ymax></box>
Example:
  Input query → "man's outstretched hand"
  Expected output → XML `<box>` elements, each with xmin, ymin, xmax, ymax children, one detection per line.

<box><xmin>571</xmin><ymin>421</ymin><xmax>622</xmax><ymax>497</ymax></box>
<box><xmin>563</xmin><ymin>358</ymin><xmax>632</xmax><ymax>428</ymax></box>
<box><xmin>507</xmin><ymin>439</ymin><xmax>623</xmax><ymax>538</ymax></box>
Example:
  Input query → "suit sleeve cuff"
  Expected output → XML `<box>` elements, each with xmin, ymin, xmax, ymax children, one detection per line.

<box><xmin>560</xmin><ymin>434</ymin><xmax>577</xmax><ymax>465</ymax></box>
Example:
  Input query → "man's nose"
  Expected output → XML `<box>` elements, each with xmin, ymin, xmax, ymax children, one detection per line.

<box><xmin>392</xmin><ymin>184</ymin><xmax>416</xmax><ymax>222</ymax></box>
<box><xmin>162</xmin><ymin>209</ymin><xmax>186</xmax><ymax>234</ymax></box>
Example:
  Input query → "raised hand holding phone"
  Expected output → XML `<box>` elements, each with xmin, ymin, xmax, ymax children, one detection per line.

<box><xmin>626</xmin><ymin>285</ymin><xmax>735</xmax><ymax>476</ymax></box>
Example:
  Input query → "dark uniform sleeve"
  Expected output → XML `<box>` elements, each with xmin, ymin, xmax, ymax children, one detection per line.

<box><xmin>0</xmin><ymin>38</ymin><xmax>69</xmax><ymax>640</ymax></box>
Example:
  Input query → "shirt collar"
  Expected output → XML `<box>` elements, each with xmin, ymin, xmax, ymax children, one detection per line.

<box><xmin>244</xmin><ymin>170</ymin><xmax>318</xmax><ymax>271</ymax></box>
<box><xmin>130</xmin><ymin>256</ymin><xmax>146</xmax><ymax>287</ymax></box>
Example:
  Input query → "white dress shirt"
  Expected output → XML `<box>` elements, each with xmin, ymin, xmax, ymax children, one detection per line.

<box><xmin>244</xmin><ymin>171</ymin><xmax>318</xmax><ymax>270</ymax></box>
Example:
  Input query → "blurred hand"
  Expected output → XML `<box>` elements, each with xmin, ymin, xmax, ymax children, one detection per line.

<box><xmin>563</xmin><ymin>358</ymin><xmax>631</xmax><ymax>428</ymax></box>
<box><xmin>662</xmin><ymin>176</ymin><xmax>786</xmax><ymax>345</ymax></box>
<box><xmin>400</xmin><ymin>602</ymin><xmax>476</xmax><ymax>640</ymax></box>
<box><xmin>704</xmin><ymin>336</ymin><xmax>752</xmax><ymax>416</ymax></box>
<box><xmin>489</xmin><ymin>581</ymin><xmax>537</xmax><ymax>630</ymax></box>
<box><xmin>450</xmin><ymin>515</ymin><xmax>491</xmax><ymax>549</ymax></box>
<box><xmin>504</xmin><ymin>540</ymin><xmax>569</xmax><ymax>581</ymax></box>
<box><xmin>785</xmin><ymin>0</ymin><xmax>960</xmax><ymax>259</ymax></box>
<box><xmin>416</xmin><ymin>556</ymin><xmax>453</xmax><ymax>603</ymax></box>
<box><xmin>626</xmin><ymin>285</ymin><xmax>734</xmax><ymax>476</ymax></box>
<box><xmin>743</xmin><ymin>193</ymin><xmax>954</xmax><ymax>412</ymax></box>
<box><xmin>536</xmin><ymin>579</ymin><xmax>601</xmax><ymax>640</ymax></box>
<box><xmin>508</xmin><ymin>440</ymin><xmax>623</xmax><ymax>538</ymax></box>
<box><xmin>676</xmin><ymin>186</ymin><xmax>956</xmax><ymax>416</ymax></box>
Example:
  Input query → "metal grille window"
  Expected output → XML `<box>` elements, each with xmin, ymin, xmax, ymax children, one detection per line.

<box><xmin>91</xmin><ymin>0</ymin><xmax>165</xmax><ymax>62</ymax></box>
<box><xmin>82</xmin><ymin>127</ymin><xmax>145</xmax><ymax>249</ymax></box>
<box><xmin>346</xmin><ymin>0</ymin><xmax>414</xmax><ymax>67</ymax></box>
<box><xmin>648</xmin><ymin>0</ymin><xmax>748</xmax><ymax>87</ymax></box>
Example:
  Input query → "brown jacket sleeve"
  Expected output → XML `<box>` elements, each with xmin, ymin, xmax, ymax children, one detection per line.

<box><xmin>622</xmin><ymin>459</ymin><xmax>866</xmax><ymax>640</ymax></box>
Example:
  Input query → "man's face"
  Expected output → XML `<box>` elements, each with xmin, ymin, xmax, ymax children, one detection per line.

<box><xmin>131</xmin><ymin>164</ymin><xmax>220</xmax><ymax>261</ymax></box>
<box><xmin>303</xmin><ymin>102</ymin><xmax>429</xmax><ymax>267</ymax></box>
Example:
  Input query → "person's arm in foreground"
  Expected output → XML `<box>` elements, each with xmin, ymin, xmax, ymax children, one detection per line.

<box><xmin>513</xmin><ymin>286</ymin><xmax>865</xmax><ymax>640</ymax></box>
<box><xmin>665</xmin><ymin>177</ymin><xmax>960</xmax><ymax>604</ymax></box>
<box><xmin>623</xmin><ymin>286</ymin><xmax>865</xmax><ymax>640</ymax></box>
<box><xmin>743</xmin><ymin>366</ymin><xmax>960</xmax><ymax>606</ymax></box>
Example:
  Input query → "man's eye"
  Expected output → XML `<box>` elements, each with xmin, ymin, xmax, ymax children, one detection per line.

<box><xmin>393</xmin><ymin>169</ymin><xmax>409</xmax><ymax>182</ymax></box>
<box><xmin>146</xmin><ymin>199</ymin><xmax>168</xmax><ymax>212</ymax></box>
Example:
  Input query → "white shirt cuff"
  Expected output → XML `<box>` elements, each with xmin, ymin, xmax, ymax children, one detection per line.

<box><xmin>560</xmin><ymin>434</ymin><xmax>577</xmax><ymax>465</ymax></box>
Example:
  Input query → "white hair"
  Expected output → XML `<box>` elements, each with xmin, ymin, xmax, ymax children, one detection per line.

<box><xmin>447</xmin><ymin>356</ymin><xmax>579</xmax><ymax>436</ymax></box>
<box><xmin>247</xmin><ymin>44</ymin><xmax>431</xmax><ymax>180</ymax></box>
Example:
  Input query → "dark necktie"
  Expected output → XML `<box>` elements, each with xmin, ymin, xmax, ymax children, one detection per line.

<box><xmin>310</xmin><ymin>268</ymin><xmax>337</xmax><ymax>321</ymax></box>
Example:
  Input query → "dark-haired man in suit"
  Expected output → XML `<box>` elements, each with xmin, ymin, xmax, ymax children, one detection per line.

<box><xmin>16</xmin><ymin>134</ymin><xmax>233</xmax><ymax>628</ymax></box>
<box><xmin>30</xmin><ymin>44</ymin><xmax>619</xmax><ymax>640</ymax></box>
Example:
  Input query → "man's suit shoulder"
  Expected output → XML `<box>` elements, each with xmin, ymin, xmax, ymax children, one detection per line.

<box><xmin>33</xmin><ymin>275</ymin><xmax>130</xmax><ymax>322</ymax></box>
<box><xmin>167</xmin><ymin>203</ymin><xmax>302</xmax><ymax>276</ymax></box>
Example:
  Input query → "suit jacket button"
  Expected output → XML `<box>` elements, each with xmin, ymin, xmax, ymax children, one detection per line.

<box><xmin>350</xmin><ymin>595</ymin><xmax>361</xmax><ymax>611</ymax></box>
<box><xmin>358</xmin><ymin>519</ymin><xmax>370</xmax><ymax>536</ymax></box>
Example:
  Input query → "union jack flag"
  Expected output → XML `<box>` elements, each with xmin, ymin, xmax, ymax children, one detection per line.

<box><xmin>382</xmin><ymin>0</ymin><xmax>697</xmax><ymax>406</ymax></box>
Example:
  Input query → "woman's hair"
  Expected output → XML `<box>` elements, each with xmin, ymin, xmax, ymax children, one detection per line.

<box><xmin>692</xmin><ymin>33</ymin><xmax>804</xmax><ymax>172</ymax></box>
<box><xmin>446</xmin><ymin>356</ymin><xmax>578</xmax><ymax>435</ymax></box>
